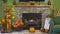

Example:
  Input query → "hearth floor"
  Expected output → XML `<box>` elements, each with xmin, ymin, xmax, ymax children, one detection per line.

<box><xmin>1</xmin><ymin>30</ymin><xmax>48</xmax><ymax>34</ymax></box>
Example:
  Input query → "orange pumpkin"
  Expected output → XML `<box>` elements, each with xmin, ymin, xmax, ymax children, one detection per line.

<box><xmin>13</xmin><ymin>20</ymin><xmax>19</xmax><ymax>27</ymax></box>
<box><xmin>13</xmin><ymin>20</ymin><xmax>24</xmax><ymax>27</ymax></box>
<box><xmin>45</xmin><ymin>29</ymin><xmax>49</xmax><ymax>33</ymax></box>
<box><xmin>19</xmin><ymin>21</ymin><xmax>24</xmax><ymax>27</ymax></box>
<box><xmin>29</xmin><ymin>27</ymin><xmax>35</xmax><ymax>33</ymax></box>
<box><xmin>13</xmin><ymin>24</ymin><xmax>18</xmax><ymax>27</ymax></box>
<box><xmin>15</xmin><ymin>20</ymin><xmax>19</xmax><ymax>24</ymax></box>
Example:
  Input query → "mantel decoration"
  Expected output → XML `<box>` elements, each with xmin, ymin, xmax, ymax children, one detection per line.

<box><xmin>6</xmin><ymin>7</ymin><xmax>12</xmax><ymax>33</ymax></box>
<box><xmin>13</xmin><ymin>0</ymin><xmax>16</xmax><ymax>5</ymax></box>
<box><xmin>47</xmin><ymin>0</ymin><xmax>51</xmax><ymax>5</ymax></box>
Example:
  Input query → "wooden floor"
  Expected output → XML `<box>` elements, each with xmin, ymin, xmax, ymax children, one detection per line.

<box><xmin>1</xmin><ymin>30</ymin><xmax>48</xmax><ymax>34</ymax></box>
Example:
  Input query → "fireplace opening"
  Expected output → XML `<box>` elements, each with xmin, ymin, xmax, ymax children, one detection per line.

<box><xmin>22</xmin><ymin>13</ymin><xmax>42</xmax><ymax>30</ymax></box>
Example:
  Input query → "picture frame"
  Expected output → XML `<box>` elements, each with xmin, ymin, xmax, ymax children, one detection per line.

<box><xmin>55</xmin><ymin>8</ymin><xmax>60</xmax><ymax>16</ymax></box>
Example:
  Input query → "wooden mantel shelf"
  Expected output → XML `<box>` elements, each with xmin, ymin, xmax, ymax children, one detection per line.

<box><xmin>14</xmin><ymin>5</ymin><xmax>50</xmax><ymax>8</ymax></box>
<box><xmin>14</xmin><ymin>2</ymin><xmax>50</xmax><ymax>8</ymax></box>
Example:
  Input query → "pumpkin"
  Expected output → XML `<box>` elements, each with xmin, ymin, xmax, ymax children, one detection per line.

<box><xmin>45</xmin><ymin>29</ymin><xmax>49</xmax><ymax>33</ymax></box>
<box><xmin>19</xmin><ymin>21</ymin><xmax>24</xmax><ymax>27</ymax></box>
<box><xmin>29</xmin><ymin>27</ymin><xmax>35</xmax><ymax>33</ymax></box>
<box><xmin>13</xmin><ymin>20</ymin><xmax>24</xmax><ymax>27</ymax></box>
<box><xmin>40</xmin><ymin>27</ymin><xmax>44</xmax><ymax>32</ymax></box>
<box><xmin>13</xmin><ymin>20</ymin><xmax>19</xmax><ymax>27</ymax></box>
<box><xmin>13</xmin><ymin>24</ymin><xmax>18</xmax><ymax>27</ymax></box>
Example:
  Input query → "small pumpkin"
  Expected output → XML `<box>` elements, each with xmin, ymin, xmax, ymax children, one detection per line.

<box><xmin>40</xmin><ymin>27</ymin><xmax>44</xmax><ymax>32</ymax></box>
<box><xmin>13</xmin><ymin>24</ymin><xmax>18</xmax><ymax>27</ymax></box>
<box><xmin>45</xmin><ymin>29</ymin><xmax>49</xmax><ymax>33</ymax></box>
<box><xmin>13</xmin><ymin>20</ymin><xmax>19</xmax><ymax>27</ymax></box>
<box><xmin>29</xmin><ymin>27</ymin><xmax>35</xmax><ymax>33</ymax></box>
<box><xmin>19</xmin><ymin>21</ymin><xmax>24</xmax><ymax>27</ymax></box>
<box><xmin>13</xmin><ymin>20</ymin><xmax>24</xmax><ymax>27</ymax></box>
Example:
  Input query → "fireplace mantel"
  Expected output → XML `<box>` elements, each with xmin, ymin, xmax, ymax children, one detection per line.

<box><xmin>15</xmin><ymin>5</ymin><xmax>50</xmax><ymax>8</ymax></box>
<box><xmin>14</xmin><ymin>5</ymin><xmax>50</xmax><ymax>27</ymax></box>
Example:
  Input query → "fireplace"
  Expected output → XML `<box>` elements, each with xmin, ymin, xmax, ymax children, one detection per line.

<box><xmin>22</xmin><ymin>13</ymin><xmax>42</xmax><ymax>30</ymax></box>
<box><xmin>15</xmin><ymin>5</ymin><xmax>50</xmax><ymax>30</ymax></box>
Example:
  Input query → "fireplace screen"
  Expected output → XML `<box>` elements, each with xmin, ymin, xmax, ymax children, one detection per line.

<box><xmin>22</xmin><ymin>13</ymin><xmax>42</xmax><ymax>29</ymax></box>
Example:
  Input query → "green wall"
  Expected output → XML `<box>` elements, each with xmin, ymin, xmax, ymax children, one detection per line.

<box><xmin>53</xmin><ymin>0</ymin><xmax>60</xmax><ymax>8</ymax></box>
<box><xmin>0</xmin><ymin>0</ymin><xmax>6</xmax><ymax>18</ymax></box>
<box><xmin>0</xmin><ymin>0</ymin><xmax>60</xmax><ymax>18</ymax></box>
